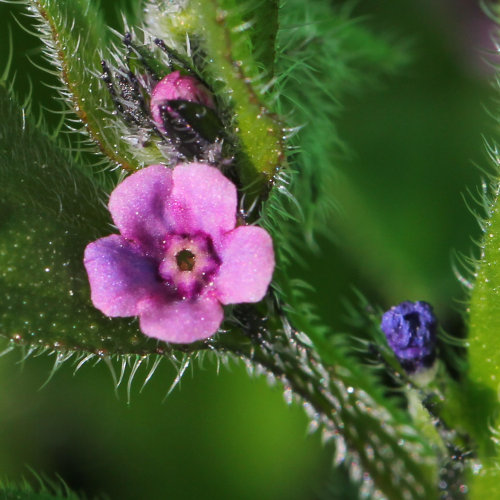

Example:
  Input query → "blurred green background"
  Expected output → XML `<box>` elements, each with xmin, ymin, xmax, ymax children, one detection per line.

<box><xmin>0</xmin><ymin>0</ymin><xmax>495</xmax><ymax>498</ymax></box>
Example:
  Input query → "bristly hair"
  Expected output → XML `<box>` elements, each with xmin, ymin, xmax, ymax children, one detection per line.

<box><xmin>0</xmin><ymin>468</ymin><xmax>90</xmax><ymax>499</ymax></box>
<box><xmin>274</xmin><ymin>0</ymin><xmax>409</xmax><ymax>248</ymax></box>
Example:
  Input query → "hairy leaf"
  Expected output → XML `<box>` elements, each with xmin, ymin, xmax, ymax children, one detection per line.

<box><xmin>26</xmin><ymin>0</ymin><xmax>139</xmax><ymax>170</ymax></box>
<box><xmin>0</xmin><ymin>83</ymin><xmax>158</xmax><ymax>354</ymax></box>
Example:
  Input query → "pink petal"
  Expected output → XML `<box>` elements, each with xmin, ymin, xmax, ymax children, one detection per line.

<box><xmin>151</xmin><ymin>71</ymin><xmax>215</xmax><ymax>130</ymax></box>
<box><xmin>109</xmin><ymin>165</ymin><xmax>173</xmax><ymax>251</ymax></box>
<box><xmin>84</xmin><ymin>235</ymin><xmax>162</xmax><ymax>317</ymax></box>
<box><xmin>215</xmin><ymin>226</ymin><xmax>275</xmax><ymax>304</ymax></box>
<box><xmin>168</xmin><ymin>163</ymin><xmax>237</xmax><ymax>244</ymax></box>
<box><xmin>138</xmin><ymin>292</ymin><xmax>223</xmax><ymax>343</ymax></box>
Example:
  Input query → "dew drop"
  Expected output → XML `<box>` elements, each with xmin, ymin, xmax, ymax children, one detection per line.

<box><xmin>130</xmin><ymin>334</ymin><xmax>141</xmax><ymax>345</ymax></box>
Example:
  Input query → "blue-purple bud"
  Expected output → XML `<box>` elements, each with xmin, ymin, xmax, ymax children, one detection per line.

<box><xmin>380</xmin><ymin>301</ymin><xmax>437</xmax><ymax>373</ymax></box>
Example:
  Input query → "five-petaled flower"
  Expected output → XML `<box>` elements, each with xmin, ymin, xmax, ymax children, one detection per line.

<box><xmin>380</xmin><ymin>301</ymin><xmax>437</xmax><ymax>373</ymax></box>
<box><xmin>84</xmin><ymin>163</ymin><xmax>275</xmax><ymax>343</ymax></box>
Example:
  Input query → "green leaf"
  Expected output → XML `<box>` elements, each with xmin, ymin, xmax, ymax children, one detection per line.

<box><xmin>467</xmin><ymin>189</ymin><xmax>500</xmax><ymax>412</ymax></box>
<box><xmin>26</xmin><ymin>0</ymin><xmax>140</xmax><ymax>170</ymax></box>
<box><xmin>0</xmin><ymin>83</ymin><xmax>159</xmax><ymax>354</ymax></box>
<box><xmin>245</xmin><ymin>0</ymin><xmax>279</xmax><ymax>76</ymax></box>
<box><xmin>259</xmin><ymin>172</ymin><xmax>439</xmax><ymax>498</ymax></box>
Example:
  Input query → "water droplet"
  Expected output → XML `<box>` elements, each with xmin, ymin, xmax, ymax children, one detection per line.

<box><xmin>472</xmin><ymin>462</ymin><xmax>483</xmax><ymax>474</ymax></box>
<box><xmin>130</xmin><ymin>335</ymin><xmax>141</xmax><ymax>345</ymax></box>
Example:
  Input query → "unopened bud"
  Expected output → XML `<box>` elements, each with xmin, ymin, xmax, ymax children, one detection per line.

<box><xmin>150</xmin><ymin>71</ymin><xmax>215</xmax><ymax>132</ymax></box>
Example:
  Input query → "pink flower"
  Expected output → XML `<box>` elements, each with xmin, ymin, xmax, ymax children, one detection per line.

<box><xmin>150</xmin><ymin>71</ymin><xmax>215</xmax><ymax>132</ymax></box>
<box><xmin>84</xmin><ymin>163</ymin><xmax>275</xmax><ymax>343</ymax></box>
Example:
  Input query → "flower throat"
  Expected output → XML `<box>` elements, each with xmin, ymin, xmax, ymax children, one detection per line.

<box><xmin>176</xmin><ymin>249</ymin><xmax>196</xmax><ymax>271</ymax></box>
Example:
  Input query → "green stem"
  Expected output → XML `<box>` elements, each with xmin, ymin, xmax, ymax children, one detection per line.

<box><xmin>465</xmin><ymin>186</ymin><xmax>500</xmax><ymax>496</ymax></box>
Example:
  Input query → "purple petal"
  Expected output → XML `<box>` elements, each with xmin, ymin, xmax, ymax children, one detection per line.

<box><xmin>138</xmin><ymin>292</ymin><xmax>223</xmax><ymax>343</ymax></box>
<box><xmin>84</xmin><ymin>235</ymin><xmax>161</xmax><ymax>317</ymax></box>
<box><xmin>109</xmin><ymin>165</ymin><xmax>173</xmax><ymax>252</ymax></box>
<box><xmin>215</xmin><ymin>226</ymin><xmax>275</xmax><ymax>304</ymax></box>
<box><xmin>168</xmin><ymin>163</ymin><xmax>237</xmax><ymax>244</ymax></box>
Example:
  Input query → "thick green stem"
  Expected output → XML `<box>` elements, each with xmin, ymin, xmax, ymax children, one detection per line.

<box><xmin>465</xmin><ymin>186</ymin><xmax>500</xmax><ymax>496</ymax></box>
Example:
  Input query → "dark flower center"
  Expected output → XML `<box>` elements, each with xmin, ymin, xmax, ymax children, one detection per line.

<box><xmin>403</xmin><ymin>312</ymin><xmax>421</xmax><ymax>334</ymax></box>
<box><xmin>176</xmin><ymin>249</ymin><xmax>196</xmax><ymax>271</ymax></box>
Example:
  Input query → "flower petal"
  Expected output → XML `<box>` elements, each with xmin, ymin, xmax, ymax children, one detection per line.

<box><xmin>84</xmin><ymin>235</ymin><xmax>161</xmax><ymax>317</ymax></box>
<box><xmin>169</xmin><ymin>163</ymin><xmax>237</xmax><ymax>243</ymax></box>
<box><xmin>138</xmin><ymin>293</ymin><xmax>223</xmax><ymax>343</ymax></box>
<box><xmin>109</xmin><ymin>165</ymin><xmax>173</xmax><ymax>251</ymax></box>
<box><xmin>215</xmin><ymin>226</ymin><xmax>275</xmax><ymax>304</ymax></box>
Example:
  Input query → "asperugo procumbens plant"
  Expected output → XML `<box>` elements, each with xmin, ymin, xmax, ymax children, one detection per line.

<box><xmin>1</xmin><ymin>0</ymin><xmax>499</xmax><ymax>498</ymax></box>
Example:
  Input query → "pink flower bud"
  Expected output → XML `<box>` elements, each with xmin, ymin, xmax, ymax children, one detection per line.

<box><xmin>150</xmin><ymin>71</ymin><xmax>215</xmax><ymax>131</ymax></box>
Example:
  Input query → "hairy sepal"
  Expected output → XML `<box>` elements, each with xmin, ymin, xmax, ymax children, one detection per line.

<box><xmin>144</xmin><ymin>0</ymin><xmax>283</xmax><ymax>196</ymax></box>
